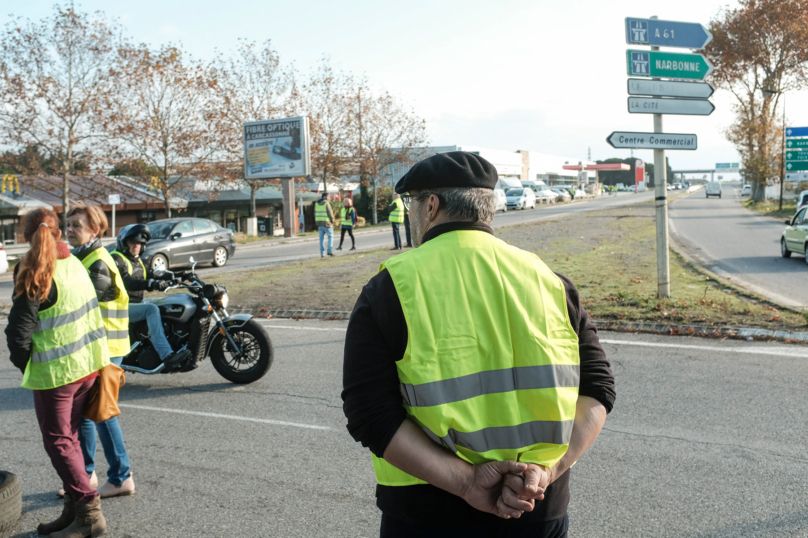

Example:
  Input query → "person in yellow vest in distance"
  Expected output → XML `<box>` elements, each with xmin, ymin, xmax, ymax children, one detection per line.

<box><xmin>386</xmin><ymin>193</ymin><xmax>405</xmax><ymax>250</ymax></box>
<box><xmin>336</xmin><ymin>197</ymin><xmax>357</xmax><ymax>251</ymax></box>
<box><xmin>314</xmin><ymin>192</ymin><xmax>335</xmax><ymax>257</ymax></box>
<box><xmin>5</xmin><ymin>209</ymin><xmax>111</xmax><ymax>538</ymax></box>
<box><xmin>65</xmin><ymin>202</ymin><xmax>135</xmax><ymax>501</ymax></box>
<box><xmin>402</xmin><ymin>193</ymin><xmax>413</xmax><ymax>248</ymax></box>
<box><xmin>342</xmin><ymin>152</ymin><xmax>615</xmax><ymax>537</ymax></box>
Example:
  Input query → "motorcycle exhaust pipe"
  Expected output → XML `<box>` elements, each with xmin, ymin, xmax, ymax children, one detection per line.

<box><xmin>120</xmin><ymin>363</ymin><xmax>166</xmax><ymax>375</ymax></box>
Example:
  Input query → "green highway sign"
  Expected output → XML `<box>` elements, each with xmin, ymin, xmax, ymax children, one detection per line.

<box><xmin>786</xmin><ymin>139</ymin><xmax>808</xmax><ymax>149</ymax></box>
<box><xmin>627</xmin><ymin>50</ymin><xmax>714</xmax><ymax>80</ymax></box>
<box><xmin>785</xmin><ymin>150</ymin><xmax>808</xmax><ymax>162</ymax></box>
<box><xmin>785</xmin><ymin>161</ymin><xmax>808</xmax><ymax>171</ymax></box>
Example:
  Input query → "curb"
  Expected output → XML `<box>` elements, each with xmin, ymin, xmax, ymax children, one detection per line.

<box><xmin>236</xmin><ymin>307</ymin><xmax>808</xmax><ymax>343</ymax></box>
<box><xmin>236</xmin><ymin>226</ymin><xmax>389</xmax><ymax>251</ymax></box>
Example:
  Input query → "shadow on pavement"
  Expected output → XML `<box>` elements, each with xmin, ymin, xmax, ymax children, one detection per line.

<box><xmin>711</xmin><ymin>256</ymin><xmax>808</xmax><ymax>274</ymax></box>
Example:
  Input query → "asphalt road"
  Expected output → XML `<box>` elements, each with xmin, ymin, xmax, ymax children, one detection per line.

<box><xmin>669</xmin><ymin>184</ymin><xmax>808</xmax><ymax>309</ymax></box>
<box><xmin>2</xmin><ymin>319</ymin><xmax>807</xmax><ymax>537</ymax></box>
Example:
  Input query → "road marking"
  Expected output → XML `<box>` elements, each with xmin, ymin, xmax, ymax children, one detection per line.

<box><xmin>118</xmin><ymin>403</ymin><xmax>331</xmax><ymax>431</ymax></box>
<box><xmin>258</xmin><ymin>323</ymin><xmax>347</xmax><ymax>332</ymax></box>
<box><xmin>601</xmin><ymin>339</ymin><xmax>808</xmax><ymax>358</ymax></box>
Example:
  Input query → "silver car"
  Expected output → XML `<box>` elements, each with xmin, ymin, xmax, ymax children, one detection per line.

<box><xmin>494</xmin><ymin>189</ymin><xmax>508</xmax><ymax>212</ymax></box>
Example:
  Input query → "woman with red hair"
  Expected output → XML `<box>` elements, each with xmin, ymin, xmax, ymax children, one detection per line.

<box><xmin>5</xmin><ymin>208</ymin><xmax>110</xmax><ymax>538</ymax></box>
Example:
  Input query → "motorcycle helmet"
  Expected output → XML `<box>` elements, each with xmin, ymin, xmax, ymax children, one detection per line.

<box><xmin>116</xmin><ymin>223</ymin><xmax>151</xmax><ymax>254</ymax></box>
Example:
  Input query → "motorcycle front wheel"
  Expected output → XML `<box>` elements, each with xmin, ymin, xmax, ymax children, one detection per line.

<box><xmin>209</xmin><ymin>319</ymin><xmax>274</xmax><ymax>384</ymax></box>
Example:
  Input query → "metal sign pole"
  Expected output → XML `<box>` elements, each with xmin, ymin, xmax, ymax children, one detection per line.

<box><xmin>112</xmin><ymin>203</ymin><xmax>116</xmax><ymax>238</ymax></box>
<box><xmin>651</xmin><ymin>16</ymin><xmax>671</xmax><ymax>299</ymax></box>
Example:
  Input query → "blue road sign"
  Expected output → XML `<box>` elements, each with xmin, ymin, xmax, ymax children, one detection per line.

<box><xmin>626</xmin><ymin>18</ymin><xmax>713</xmax><ymax>50</ymax></box>
<box><xmin>785</xmin><ymin>126</ymin><xmax>808</xmax><ymax>138</ymax></box>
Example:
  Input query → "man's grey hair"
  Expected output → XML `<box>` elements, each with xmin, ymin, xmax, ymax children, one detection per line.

<box><xmin>411</xmin><ymin>187</ymin><xmax>497</xmax><ymax>224</ymax></box>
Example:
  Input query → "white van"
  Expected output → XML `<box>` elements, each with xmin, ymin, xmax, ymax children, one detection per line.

<box><xmin>521</xmin><ymin>180</ymin><xmax>549</xmax><ymax>194</ymax></box>
<box><xmin>706</xmin><ymin>181</ymin><xmax>722</xmax><ymax>198</ymax></box>
<box><xmin>797</xmin><ymin>190</ymin><xmax>808</xmax><ymax>212</ymax></box>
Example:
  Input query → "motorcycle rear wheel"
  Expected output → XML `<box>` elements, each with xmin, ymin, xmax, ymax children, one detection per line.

<box><xmin>209</xmin><ymin>319</ymin><xmax>273</xmax><ymax>384</ymax></box>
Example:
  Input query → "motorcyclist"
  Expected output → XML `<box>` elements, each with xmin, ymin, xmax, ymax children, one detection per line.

<box><xmin>111</xmin><ymin>224</ymin><xmax>190</xmax><ymax>367</ymax></box>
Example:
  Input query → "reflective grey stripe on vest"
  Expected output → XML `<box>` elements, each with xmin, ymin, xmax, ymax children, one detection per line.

<box><xmin>100</xmin><ymin>308</ymin><xmax>129</xmax><ymax>319</ymax></box>
<box><xmin>31</xmin><ymin>326</ymin><xmax>107</xmax><ymax>364</ymax></box>
<box><xmin>400</xmin><ymin>364</ymin><xmax>579</xmax><ymax>408</ymax></box>
<box><xmin>35</xmin><ymin>298</ymin><xmax>100</xmax><ymax>332</ymax></box>
<box><xmin>105</xmin><ymin>329</ymin><xmax>130</xmax><ymax>340</ymax></box>
<box><xmin>422</xmin><ymin>419</ymin><xmax>574</xmax><ymax>454</ymax></box>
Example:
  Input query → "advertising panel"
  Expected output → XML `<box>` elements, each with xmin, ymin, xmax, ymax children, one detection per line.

<box><xmin>243</xmin><ymin>116</ymin><xmax>311</xmax><ymax>180</ymax></box>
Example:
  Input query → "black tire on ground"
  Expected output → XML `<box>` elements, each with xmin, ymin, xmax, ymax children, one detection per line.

<box><xmin>212</xmin><ymin>246</ymin><xmax>228</xmax><ymax>267</ymax></box>
<box><xmin>0</xmin><ymin>471</ymin><xmax>22</xmax><ymax>534</ymax></box>
<box><xmin>781</xmin><ymin>238</ymin><xmax>792</xmax><ymax>258</ymax></box>
<box><xmin>209</xmin><ymin>319</ymin><xmax>274</xmax><ymax>384</ymax></box>
<box><xmin>150</xmin><ymin>253</ymin><xmax>168</xmax><ymax>271</ymax></box>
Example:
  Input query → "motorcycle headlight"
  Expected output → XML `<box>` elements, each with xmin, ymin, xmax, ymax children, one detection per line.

<box><xmin>211</xmin><ymin>291</ymin><xmax>229</xmax><ymax>309</ymax></box>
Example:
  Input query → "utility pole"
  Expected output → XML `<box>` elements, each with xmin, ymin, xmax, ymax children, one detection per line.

<box><xmin>779</xmin><ymin>93</ymin><xmax>786</xmax><ymax>211</ymax></box>
<box><xmin>651</xmin><ymin>16</ymin><xmax>670</xmax><ymax>299</ymax></box>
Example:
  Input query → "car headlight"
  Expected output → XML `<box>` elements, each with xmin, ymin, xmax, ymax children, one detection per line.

<box><xmin>211</xmin><ymin>291</ymin><xmax>229</xmax><ymax>308</ymax></box>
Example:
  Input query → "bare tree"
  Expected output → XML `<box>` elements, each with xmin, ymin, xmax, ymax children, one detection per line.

<box><xmin>350</xmin><ymin>88</ymin><xmax>428</xmax><ymax>224</ymax></box>
<box><xmin>213</xmin><ymin>39</ymin><xmax>298</xmax><ymax>217</ymax></box>
<box><xmin>305</xmin><ymin>59</ymin><xmax>356</xmax><ymax>184</ymax></box>
<box><xmin>110</xmin><ymin>44</ymin><xmax>223</xmax><ymax>218</ymax></box>
<box><xmin>706</xmin><ymin>0</ymin><xmax>808</xmax><ymax>201</ymax></box>
<box><xmin>0</xmin><ymin>3</ymin><xmax>120</xmax><ymax>227</ymax></box>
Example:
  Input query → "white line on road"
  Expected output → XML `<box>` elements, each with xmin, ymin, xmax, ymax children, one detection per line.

<box><xmin>258</xmin><ymin>323</ymin><xmax>347</xmax><ymax>331</ymax></box>
<box><xmin>600</xmin><ymin>339</ymin><xmax>808</xmax><ymax>358</ymax></box>
<box><xmin>118</xmin><ymin>403</ymin><xmax>331</xmax><ymax>431</ymax></box>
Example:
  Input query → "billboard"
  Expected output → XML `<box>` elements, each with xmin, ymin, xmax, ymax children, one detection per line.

<box><xmin>243</xmin><ymin>116</ymin><xmax>311</xmax><ymax>180</ymax></box>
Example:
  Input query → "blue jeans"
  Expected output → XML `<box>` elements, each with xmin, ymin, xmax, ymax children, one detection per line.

<box><xmin>78</xmin><ymin>356</ymin><xmax>131</xmax><ymax>486</ymax></box>
<box><xmin>128</xmin><ymin>302</ymin><xmax>172</xmax><ymax>359</ymax></box>
<box><xmin>319</xmin><ymin>226</ymin><xmax>333</xmax><ymax>255</ymax></box>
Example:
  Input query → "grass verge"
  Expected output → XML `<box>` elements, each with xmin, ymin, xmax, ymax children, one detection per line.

<box><xmin>221</xmin><ymin>202</ymin><xmax>806</xmax><ymax>331</ymax></box>
<box><xmin>741</xmin><ymin>198</ymin><xmax>797</xmax><ymax>220</ymax></box>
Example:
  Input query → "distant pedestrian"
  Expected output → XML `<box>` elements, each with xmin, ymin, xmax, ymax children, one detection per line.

<box><xmin>387</xmin><ymin>193</ymin><xmax>405</xmax><ymax>250</ymax></box>
<box><xmin>402</xmin><ymin>193</ymin><xmax>413</xmax><ymax>248</ymax></box>
<box><xmin>6</xmin><ymin>209</ymin><xmax>110</xmax><ymax>537</ymax></box>
<box><xmin>315</xmin><ymin>193</ymin><xmax>335</xmax><ymax>257</ymax></box>
<box><xmin>66</xmin><ymin>202</ymin><xmax>135</xmax><ymax>500</ymax></box>
<box><xmin>337</xmin><ymin>197</ymin><xmax>357</xmax><ymax>251</ymax></box>
<box><xmin>569</xmin><ymin>186</ymin><xmax>576</xmax><ymax>200</ymax></box>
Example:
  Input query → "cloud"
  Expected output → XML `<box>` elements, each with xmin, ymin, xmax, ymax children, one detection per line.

<box><xmin>160</xmin><ymin>24</ymin><xmax>184</xmax><ymax>37</ymax></box>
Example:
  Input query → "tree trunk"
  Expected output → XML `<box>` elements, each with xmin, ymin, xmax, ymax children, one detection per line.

<box><xmin>250</xmin><ymin>182</ymin><xmax>257</xmax><ymax>218</ymax></box>
<box><xmin>62</xmin><ymin>172</ymin><xmax>69</xmax><ymax>234</ymax></box>
<box><xmin>164</xmin><ymin>184</ymin><xmax>172</xmax><ymax>219</ymax></box>
<box><xmin>372</xmin><ymin>177</ymin><xmax>378</xmax><ymax>225</ymax></box>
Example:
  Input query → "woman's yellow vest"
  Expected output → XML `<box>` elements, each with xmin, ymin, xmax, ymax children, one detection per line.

<box><xmin>80</xmin><ymin>247</ymin><xmax>130</xmax><ymax>357</ymax></box>
<box><xmin>340</xmin><ymin>207</ymin><xmax>356</xmax><ymax>228</ymax></box>
<box><xmin>22</xmin><ymin>255</ymin><xmax>110</xmax><ymax>390</ymax></box>
<box><xmin>389</xmin><ymin>198</ymin><xmax>405</xmax><ymax>223</ymax></box>
<box><xmin>372</xmin><ymin>230</ymin><xmax>579</xmax><ymax>486</ymax></box>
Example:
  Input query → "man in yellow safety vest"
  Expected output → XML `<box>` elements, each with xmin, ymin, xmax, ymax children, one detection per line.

<box><xmin>342</xmin><ymin>151</ymin><xmax>615</xmax><ymax>537</ymax></box>
<box><xmin>386</xmin><ymin>193</ymin><xmax>405</xmax><ymax>250</ymax></box>
<box><xmin>314</xmin><ymin>193</ymin><xmax>335</xmax><ymax>258</ymax></box>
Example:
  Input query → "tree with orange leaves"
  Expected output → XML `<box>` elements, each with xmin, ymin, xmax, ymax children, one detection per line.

<box><xmin>706</xmin><ymin>0</ymin><xmax>808</xmax><ymax>201</ymax></box>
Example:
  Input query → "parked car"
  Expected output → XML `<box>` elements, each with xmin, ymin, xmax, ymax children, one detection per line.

<box><xmin>494</xmin><ymin>189</ymin><xmax>508</xmax><ymax>212</ymax></box>
<box><xmin>706</xmin><ymin>181</ymin><xmax>722</xmax><ymax>198</ymax></box>
<box><xmin>550</xmin><ymin>188</ymin><xmax>571</xmax><ymax>202</ymax></box>
<box><xmin>672</xmin><ymin>182</ymin><xmax>684</xmax><ymax>190</ymax></box>
<box><xmin>505</xmin><ymin>188</ymin><xmax>536</xmax><ymax>210</ymax></box>
<box><xmin>535</xmin><ymin>188</ymin><xmax>559</xmax><ymax>202</ymax></box>
<box><xmin>0</xmin><ymin>244</ymin><xmax>7</xmax><ymax>273</ymax></box>
<box><xmin>741</xmin><ymin>184</ymin><xmax>751</xmax><ymax>196</ymax></box>
<box><xmin>139</xmin><ymin>218</ymin><xmax>237</xmax><ymax>271</ymax></box>
<box><xmin>781</xmin><ymin>207</ymin><xmax>808</xmax><ymax>263</ymax></box>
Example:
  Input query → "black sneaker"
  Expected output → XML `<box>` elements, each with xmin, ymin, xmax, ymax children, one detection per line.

<box><xmin>163</xmin><ymin>348</ymin><xmax>192</xmax><ymax>369</ymax></box>
<box><xmin>327</xmin><ymin>252</ymin><xmax>334</xmax><ymax>256</ymax></box>
<box><xmin>336</xmin><ymin>246</ymin><xmax>342</xmax><ymax>251</ymax></box>
<box><xmin>350</xmin><ymin>246</ymin><xmax>356</xmax><ymax>251</ymax></box>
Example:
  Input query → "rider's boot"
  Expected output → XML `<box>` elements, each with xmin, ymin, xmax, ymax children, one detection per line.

<box><xmin>163</xmin><ymin>348</ymin><xmax>192</xmax><ymax>369</ymax></box>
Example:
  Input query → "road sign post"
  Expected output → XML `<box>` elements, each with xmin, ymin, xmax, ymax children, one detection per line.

<box><xmin>108</xmin><ymin>194</ymin><xmax>120</xmax><ymax>237</ymax></box>
<box><xmin>650</xmin><ymin>17</ymin><xmax>670</xmax><ymax>299</ymax></box>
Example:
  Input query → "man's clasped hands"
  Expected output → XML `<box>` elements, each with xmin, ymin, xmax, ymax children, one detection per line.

<box><xmin>459</xmin><ymin>461</ymin><xmax>554</xmax><ymax>520</ymax></box>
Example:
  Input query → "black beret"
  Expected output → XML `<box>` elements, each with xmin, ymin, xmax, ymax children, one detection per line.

<box><xmin>395</xmin><ymin>151</ymin><xmax>499</xmax><ymax>194</ymax></box>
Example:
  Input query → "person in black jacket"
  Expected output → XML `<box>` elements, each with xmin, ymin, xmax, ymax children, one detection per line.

<box><xmin>111</xmin><ymin>224</ymin><xmax>189</xmax><ymax>366</ymax></box>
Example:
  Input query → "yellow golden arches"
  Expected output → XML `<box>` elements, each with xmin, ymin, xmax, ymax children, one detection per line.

<box><xmin>1</xmin><ymin>175</ymin><xmax>20</xmax><ymax>194</ymax></box>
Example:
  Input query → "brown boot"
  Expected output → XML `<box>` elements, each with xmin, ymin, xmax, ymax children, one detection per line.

<box><xmin>50</xmin><ymin>497</ymin><xmax>107</xmax><ymax>538</ymax></box>
<box><xmin>37</xmin><ymin>495</ymin><xmax>75</xmax><ymax>535</ymax></box>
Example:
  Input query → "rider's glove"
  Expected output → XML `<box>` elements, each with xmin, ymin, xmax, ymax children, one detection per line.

<box><xmin>155</xmin><ymin>280</ymin><xmax>171</xmax><ymax>291</ymax></box>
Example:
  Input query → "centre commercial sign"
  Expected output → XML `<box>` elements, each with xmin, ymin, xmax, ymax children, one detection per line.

<box><xmin>607</xmin><ymin>131</ymin><xmax>697</xmax><ymax>150</ymax></box>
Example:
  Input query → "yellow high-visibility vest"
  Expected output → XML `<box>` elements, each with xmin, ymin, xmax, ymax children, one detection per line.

<box><xmin>340</xmin><ymin>207</ymin><xmax>356</xmax><ymax>228</ymax></box>
<box><xmin>23</xmin><ymin>255</ymin><xmax>110</xmax><ymax>390</ymax></box>
<box><xmin>389</xmin><ymin>198</ymin><xmax>405</xmax><ymax>223</ymax></box>
<box><xmin>371</xmin><ymin>230</ymin><xmax>579</xmax><ymax>486</ymax></box>
<box><xmin>111</xmin><ymin>250</ymin><xmax>146</xmax><ymax>278</ymax></box>
<box><xmin>315</xmin><ymin>201</ymin><xmax>330</xmax><ymax>223</ymax></box>
<box><xmin>81</xmin><ymin>247</ymin><xmax>130</xmax><ymax>357</ymax></box>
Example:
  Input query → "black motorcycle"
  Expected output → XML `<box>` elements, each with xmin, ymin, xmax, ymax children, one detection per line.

<box><xmin>121</xmin><ymin>257</ymin><xmax>274</xmax><ymax>384</ymax></box>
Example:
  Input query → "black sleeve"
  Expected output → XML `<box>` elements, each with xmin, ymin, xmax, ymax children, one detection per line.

<box><xmin>114</xmin><ymin>254</ymin><xmax>150</xmax><ymax>292</ymax></box>
<box><xmin>87</xmin><ymin>260</ymin><xmax>115</xmax><ymax>302</ymax></box>
<box><xmin>342</xmin><ymin>269</ymin><xmax>407</xmax><ymax>458</ymax></box>
<box><xmin>556</xmin><ymin>273</ymin><xmax>616</xmax><ymax>413</ymax></box>
<box><xmin>385</xmin><ymin>204</ymin><xmax>396</xmax><ymax>212</ymax></box>
<box><xmin>5</xmin><ymin>278</ymin><xmax>58</xmax><ymax>373</ymax></box>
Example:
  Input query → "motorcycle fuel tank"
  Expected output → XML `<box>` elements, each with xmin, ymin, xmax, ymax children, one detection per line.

<box><xmin>151</xmin><ymin>294</ymin><xmax>197</xmax><ymax>324</ymax></box>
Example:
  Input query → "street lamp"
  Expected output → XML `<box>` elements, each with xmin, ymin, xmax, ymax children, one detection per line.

<box><xmin>763</xmin><ymin>87</ymin><xmax>785</xmax><ymax>211</ymax></box>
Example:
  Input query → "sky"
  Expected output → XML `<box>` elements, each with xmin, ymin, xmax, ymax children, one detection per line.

<box><xmin>7</xmin><ymin>0</ymin><xmax>804</xmax><ymax>176</ymax></box>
